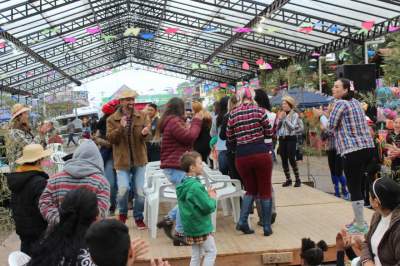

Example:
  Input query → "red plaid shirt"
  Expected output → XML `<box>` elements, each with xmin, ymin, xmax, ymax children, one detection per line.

<box><xmin>226</xmin><ymin>103</ymin><xmax>272</xmax><ymax>146</ymax></box>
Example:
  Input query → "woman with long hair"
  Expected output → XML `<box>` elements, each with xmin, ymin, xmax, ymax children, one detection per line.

<box><xmin>210</xmin><ymin>97</ymin><xmax>230</xmax><ymax>175</ymax></box>
<box><xmin>156</xmin><ymin>97</ymin><xmax>203</xmax><ymax>245</ymax></box>
<box><xmin>276</xmin><ymin>96</ymin><xmax>302</xmax><ymax>187</ymax></box>
<box><xmin>327</xmin><ymin>78</ymin><xmax>374</xmax><ymax>234</ymax></box>
<box><xmin>226</xmin><ymin>87</ymin><xmax>274</xmax><ymax>237</ymax></box>
<box><xmin>28</xmin><ymin>188</ymin><xmax>99</xmax><ymax>265</ymax></box>
<box><xmin>6</xmin><ymin>104</ymin><xmax>47</xmax><ymax>171</ymax></box>
<box><xmin>192</xmin><ymin>101</ymin><xmax>212</xmax><ymax>162</ymax></box>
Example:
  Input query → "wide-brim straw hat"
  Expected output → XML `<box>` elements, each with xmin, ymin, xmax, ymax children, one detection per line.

<box><xmin>11</xmin><ymin>103</ymin><xmax>31</xmax><ymax>121</ymax></box>
<box><xmin>15</xmin><ymin>144</ymin><xmax>53</xmax><ymax>165</ymax></box>
<box><xmin>116</xmin><ymin>85</ymin><xmax>139</xmax><ymax>100</ymax></box>
<box><xmin>282</xmin><ymin>96</ymin><xmax>296</xmax><ymax>108</ymax></box>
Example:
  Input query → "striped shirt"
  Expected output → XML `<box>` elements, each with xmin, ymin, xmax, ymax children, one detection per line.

<box><xmin>226</xmin><ymin>103</ymin><xmax>272</xmax><ymax>146</ymax></box>
<box><xmin>328</xmin><ymin>98</ymin><xmax>374</xmax><ymax>156</ymax></box>
<box><xmin>39</xmin><ymin>171</ymin><xmax>110</xmax><ymax>225</ymax></box>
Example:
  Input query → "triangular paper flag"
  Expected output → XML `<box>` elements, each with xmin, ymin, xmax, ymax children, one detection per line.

<box><xmin>300</xmin><ymin>22</ymin><xmax>314</xmax><ymax>28</ymax></box>
<box><xmin>156</xmin><ymin>64</ymin><xmax>164</xmax><ymax>71</ymax></box>
<box><xmin>328</xmin><ymin>25</ymin><xmax>339</xmax><ymax>33</ymax></box>
<box><xmin>361</xmin><ymin>20</ymin><xmax>375</xmax><ymax>31</ymax></box>
<box><xmin>86</xmin><ymin>26</ymin><xmax>101</xmax><ymax>35</ymax></box>
<box><xmin>140</xmin><ymin>32</ymin><xmax>154</xmax><ymax>40</ymax></box>
<box><xmin>311</xmin><ymin>52</ymin><xmax>321</xmax><ymax>57</ymax></box>
<box><xmin>233</xmin><ymin>27</ymin><xmax>252</xmax><ymax>33</ymax></box>
<box><xmin>213</xmin><ymin>59</ymin><xmax>222</xmax><ymax>66</ymax></box>
<box><xmin>165</xmin><ymin>27</ymin><xmax>179</xmax><ymax>35</ymax></box>
<box><xmin>259</xmin><ymin>63</ymin><xmax>272</xmax><ymax>70</ymax></box>
<box><xmin>265</xmin><ymin>27</ymin><xmax>279</xmax><ymax>33</ymax></box>
<box><xmin>63</xmin><ymin>37</ymin><xmax>76</xmax><ymax>43</ymax></box>
<box><xmin>256</xmin><ymin>58</ymin><xmax>265</xmax><ymax>65</ymax></box>
<box><xmin>41</xmin><ymin>28</ymin><xmax>51</xmax><ymax>34</ymax></box>
<box><xmin>219</xmin><ymin>65</ymin><xmax>227</xmax><ymax>71</ymax></box>
<box><xmin>191</xmin><ymin>63</ymin><xmax>200</xmax><ymax>70</ymax></box>
<box><xmin>102</xmin><ymin>34</ymin><xmax>116</xmax><ymax>42</ymax></box>
<box><xmin>124</xmin><ymin>27</ymin><xmax>141</xmax><ymax>37</ymax></box>
<box><xmin>200</xmin><ymin>64</ymin><xmax>208</xmax><ymax>69</ymax></box>
<box><xmin>203</xmin><ymin>26</ymin><xmax>219</xmax><ymax>33</ymax></box>
<box><xmin>220</xmin><ymin>83</ymin><xmax>228</xmax><ymax>88</ymax></box>
<box><xmin>299</xmin><ymin>27</ymin><xmax>313</xmax><ymax>34</ymax></box>
<box><xmin>0</xmin><ymin>41</ymin><xmax>5</xmax><ymax>49</ymax></box>
<box><xmin>26</xmin><ymin>71</ymin><xmax>33</xmax><ymax>77</ymax></box>
<box><xmin>51</xmin><ymin>28</ymin><xmax>60</xmax><ymax>33</ymax></box>
<box><xmin>242</xmin><ymin>61</ymin><xmax>250</xmax><ymax>70</ymax></box>
<box><xmin>389</xmin><ymin>25</ymin><xmax>400</xmax><ymax>32</ymax></box>
<box><xmin>313</xmin><ymin>21</ymin><xmax>323</xmax><ymax>28</ymax></box>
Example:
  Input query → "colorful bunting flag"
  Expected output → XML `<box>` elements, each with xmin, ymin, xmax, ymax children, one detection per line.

<box><xmin>191</xmin><ymin>63</ymin><xmax>200</xmax><ymax>70</ymax></box>
<box><xmin>124</xmin><ymin>27</ymin><xmax>141</xmax><ymax>37</ymax></box>
<box><xmin>328</xmin><ymin>25</ymin><xmax>339</xmax><ymax>33</ymax></box>
<box><xmin>63</xmin><ymin>37</ymin><xmax>77</xmax><ymax>43</ymax></box>
<box><xmin>200</xmin><ymin>64</ymin><xmax>208</xmax><ymax>70</ymax></box>
<box><xmin>242</xmin><ymin>61</ymin><xmax>250</xmax><ymax>70</ymax></box>
<box><xmin>140</xmin><ymin>32</ymin><xmax>154</xmax><ymax>40</ymax></box>
<box><xmin>259</xmin><ymin>63</ymin><xmax>272</xmax><ymax>70</ymax></box>
<box><xmin>311</xmin><ymin>52</ymin><xmax>321</xmax><ymax>57</ymax></box>
<box><xmin>203</xmin><ymin>26</ymin><xmax>219</xmax><ymax>33</ymax></box>
<box><xmin>213</xmin><ymin>59</ymin><xmax>222</xmax><ymax>66</ymax></box>
<box><xmin>264</xmin><ymin>27</ymin><xmax>279</xmax><ymax>33</ymax></box>
<box><xmin>0</xmin><ymin>41</ymin><xmax>5</xmax><ymax>49</ymax></box>
<box><xmin>165</xmin><ymin>27</ymin><xmax>179</xmax><ymax>35</ymax></box>
<box><xmin>256</xmin><ymin>58</ymin><xmax>265</xmax><ymax>65</ymax></box>
<box><xmin>233</xmin><ymin>27</ymin><xmax>252</xmax><ymax>33</ymax></box>
<box><xmin>86</xmin><ymin>26</ymin><xmax>102</xmax><ymax>35</ymax></box>
<box><xmin>361</xmin><ymin>20</ymin><xmax>375</xmax><ymax>31</ymax></box>
<box><xmin>298</xmin><ymin>22</ymin><xmax>313</xmax><ymax>34</ymax></box>
<box><xmin>220</xmin><ymin>83</ymin><xmax>228</xmax><ymax>88</ymax></box>
<box><xmin>102</xmin><ymin>34</ymin><xmax>117</xmax><ymax>42</ymax></box>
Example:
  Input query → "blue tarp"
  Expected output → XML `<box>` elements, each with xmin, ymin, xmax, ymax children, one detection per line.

<box><xmin>270</xmin><ymin>88</ymin><xmax>333</xmax><ymax>108</ymax></box>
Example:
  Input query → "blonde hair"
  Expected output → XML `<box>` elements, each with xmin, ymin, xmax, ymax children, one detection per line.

<box><xmin>192</xmin><ymin>101</ymin><xmax>203</xmax><ymax>114</ymax></box>
<box><xmin>228</xmin><ymin>95</ymin><xmax>239</xmax><ymax>112</ymax></box>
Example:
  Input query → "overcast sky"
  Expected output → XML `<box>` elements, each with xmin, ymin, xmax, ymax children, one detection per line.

<box><xmin>72</xmin><ymin>69</ymin><xmax>187</xmax><ymax>106</ymax></box>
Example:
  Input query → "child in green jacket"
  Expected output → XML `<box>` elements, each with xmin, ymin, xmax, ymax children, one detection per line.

<box><xmin>176</xmin><ymin>151</ymin><xmax>217</xmax><ymax>266</ymax></box>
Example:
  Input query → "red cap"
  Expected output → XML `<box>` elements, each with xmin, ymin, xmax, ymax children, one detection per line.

<box><xmin>102</xmin><ymin>99</ymin><xmax>120</xmax><ymax>115</ymax></box>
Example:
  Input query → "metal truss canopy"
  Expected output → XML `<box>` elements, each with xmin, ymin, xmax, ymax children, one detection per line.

<box><xmin>0</xmin><ymin>0</ymin><xmax>399</xmax><ymax>96</ymax></box>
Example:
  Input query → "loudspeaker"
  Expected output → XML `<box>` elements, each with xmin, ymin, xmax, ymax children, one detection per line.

<box><xmin>336</xmin><ymin>64</ymin><xmax>376</xmax><ymax>92</ymax></box>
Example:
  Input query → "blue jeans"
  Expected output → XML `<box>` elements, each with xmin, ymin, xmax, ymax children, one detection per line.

<box><xmin>104</xmin><ymin>158</ymin><xmax>117</xmax><ymax>210</ymax></box>
<box><xmin>116</xmin><ymin>166</ymin><xmax>145</xmax><ymax>220</ymax></box>
<box><xmin>218</xmin><ymin>150</ymin><xmax>229</xmax><ymax>175</ymax></box>
<box><xmin>163</xmin><ymin>168</ymin><xmax>185</xmax><ymax>234</ymax></box>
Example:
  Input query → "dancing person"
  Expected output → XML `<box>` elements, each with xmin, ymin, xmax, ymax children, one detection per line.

<box><xmin>317</xmin><ymin>108</ymin><xmax>349</xmax><ymax>199</ymax></box>
<box><xmin>177</xmin><ymin>152</ymin><xmax>217</xmax><ymax>266</ymax></box>
<box><xmin>94</xmin><ymin>99</ymin><xmax>120</xmax><ymax>216</ymax></box>
<box><xmin>300</xmin><ymin>238</ymin><xmax>328</xmax><ymax>266</ymax></box>
<box><xmin>6</xmin><ymin>144</ymin><xmax>51</xmax><ymax>256</ymax></box>
<box><xmin>145</xmin><ymin>103</ymin><xmax>161</xmax><ymax>162</ymax></box>
<box><xmin>335</xmin><ymin>230</ymin><xmax>361</xmax><ymax>266</ymax></box>
<box><xmin>219</xmin><ymin>95</ymin><xmax>242</xmax><ymax>182</ymax></box>
<box><xmin>328</xmin><ymin>78</ymin><xmax>374</xmax><ymax>234</ymax></box>
<box><xmin>39</xmin><ymin>140</ymin><xmax>110</xmax><ymax>225</ymax></box>
<box><xmin>192</xmin><ymin>101</ymin><xmax>212</xmax><ymax>162</ymax></box>
<box><xmin>5</xmin><ymin>104</ymin><xmax>47</xmax><ymax>171</ymax></box>
<box><xmin>210</xmin><ymin>97</ymin><xmax>229</xmax><ymax>175</ymax></box>
<box><xmin>107</xmin><ymin>88</ymin><xmax>151</xmax><ymax>228</ymax></box>
<box><xmin>254</xmin><ymin>89</ymin><xmax>278</xmax><ymax>226</ymax></box>
<box><xmin>29</xmin><ymin>188</ymin><xmax>98</xmax><ymax>266</ymax></box>
<box><xmin>226</xmin><ymin>87</ymin><xmax>273</xmax><ymax>236</ymax></box>
<box><xmin>66</xmin><ymin>119</ymin><xmax>77</xmax><ymax>147</ymax></box>
<box><xmin>156</xmin><ymin>97</ymin><xmax>203</xmax><ymax>246</ymax></box>
<box><xmin>386</xmin><ymin>117</ymin><xmax>400</xmax><ymax>184</ymax></box>
<box><xmin>276</xmin><ymin>96</ymin><xmax>302</xmax><ymax>187</ymax></box>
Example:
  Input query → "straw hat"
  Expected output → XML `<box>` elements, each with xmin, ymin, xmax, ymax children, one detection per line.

<box><xmin>117</xmin><ymin>86</ymin><xmax>139</xmax><ymax>100</ymax></box>
<box><xmin>11</xmin><ymin>104</ymin><xmax>31</xmax><ymax>121</ymax></box>
<box><xmin>15</xmin><ymin>144</ymin><xmax>52</xmax><ymax>165</ymax></box>
<box><xmin>282</xmin><ymin>96</ymin><xmax>296</xmax><ymax>108</ymax></box>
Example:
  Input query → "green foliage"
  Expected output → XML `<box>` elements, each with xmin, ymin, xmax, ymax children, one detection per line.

<box><xmin>382</xmin><ymin>32</ymin><xmax>400</xmax><ymax>86</ymax></box>
<box><xmin>0</xmin><ymin>173</ymin><xmax>13</xmax><ymax>234</ymax></box>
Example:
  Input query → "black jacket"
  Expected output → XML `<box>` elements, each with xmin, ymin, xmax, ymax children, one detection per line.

<box><xmin>6</xmin><ymin>170</ymin><xmax>48</xmax><ymax>237</ymax></box>
<box><xmin>194</xmin><ymin>122</ymin><xmax>211</xmax><ymax>162</ymax></box>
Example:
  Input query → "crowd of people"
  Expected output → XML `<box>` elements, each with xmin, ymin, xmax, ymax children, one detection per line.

<box><xmin>3</xmin><ymin>81</ymin><xmax>400</xmax><ymax>266</ymax></box>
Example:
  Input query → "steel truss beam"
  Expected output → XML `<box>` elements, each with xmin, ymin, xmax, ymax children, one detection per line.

<box><xmin>130</xmin><ymin>1</ymin><xmax>314</xmax><ymax>53</ymax></box>
<box><xmin>296</xmin><ymin>14</ymin><xmax>400</xmax><ymax>61</ymax></box>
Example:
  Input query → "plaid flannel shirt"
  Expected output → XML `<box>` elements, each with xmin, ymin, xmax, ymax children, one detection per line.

<box><xmin>328</xmin><ymin>99</ymin><xmax>374</xmax><ymax>156</ymax></box>
<box><xmin>226</xmin><ymin>104</ymin><xmax>272</xmax><ymax>146</ymax></box>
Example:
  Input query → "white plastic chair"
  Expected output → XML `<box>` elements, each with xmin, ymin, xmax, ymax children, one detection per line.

<box><xmin>8</xmin><ymin>251</ymin><xmax>31</xmax><ymax>266</ymax></box>
<box><xmin>50</xmin><ymin>151</ymin><xmax>67</xmax><ymax>172</ymax></box>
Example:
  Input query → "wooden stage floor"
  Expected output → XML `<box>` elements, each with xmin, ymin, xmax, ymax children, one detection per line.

<box><xmin>130</xmin><ymin>184</ymin><xmax>374</xmax><ymax>266</ymax></box>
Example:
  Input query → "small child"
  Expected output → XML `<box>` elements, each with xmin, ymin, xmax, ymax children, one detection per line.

<box><xmin>300</xmin><ymin>238</ymin><xmax>328</xmax><ymax>266</ymax></box>
<box><xmin>176</xmin><ymin>151</ymin><xmax>217</xmax><ymax>266</ymax></box>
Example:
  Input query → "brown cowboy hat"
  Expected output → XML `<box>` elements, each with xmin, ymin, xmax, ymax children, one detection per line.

<box><xmin>15</xmin><ymin>144</ymin><xmax>53</xmax><ymax>165</ymax></box>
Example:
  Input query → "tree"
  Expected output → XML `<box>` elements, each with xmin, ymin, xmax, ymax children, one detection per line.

<box><xmin>382</xmin><ymin>32</ymin><xmax>400</xmax><ymax>86</ymax></box>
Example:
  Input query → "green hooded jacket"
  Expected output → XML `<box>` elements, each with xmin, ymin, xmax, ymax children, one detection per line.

<box><xmin>176</xmin><ymin>176</ymin><xmax>216</xmax><ymax>237</ymax></box>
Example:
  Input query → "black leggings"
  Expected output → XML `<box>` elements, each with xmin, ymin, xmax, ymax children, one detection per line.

<box><xmin>327</xmin><ymin>149</ymin><xmax>343</xmax><ymax>177</ymax></box>
<box><xmin>342</xmin><ymin>148</ymin><xmax>372</xmax><ymax>201</ymax></box>
<box><xmin>279</xmin><ymin>137</ymin><xmax>299</xmax><ymax>180</ymax></box>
